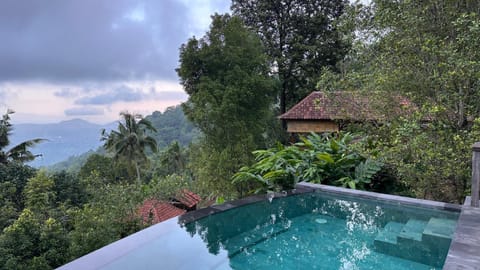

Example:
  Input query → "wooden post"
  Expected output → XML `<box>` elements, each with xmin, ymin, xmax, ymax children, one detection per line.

<box><xmin>471</xmin><ymin>142</ymin><xmax>480</xmax><ymax>207</ymax></box>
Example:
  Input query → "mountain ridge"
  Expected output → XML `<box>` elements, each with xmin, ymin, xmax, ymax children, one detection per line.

<box><xmin>10</xmin><ymin>119</ymin><xmax>116</xmax><ymax>167</ymax></box>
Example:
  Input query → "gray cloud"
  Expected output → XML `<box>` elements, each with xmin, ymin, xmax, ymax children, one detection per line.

<box><xmin>54</xmin><ymin>88</ymin><xmax>78</xmax><ymax>98</ymax></box>
<box><xmin>75</xmin><ymin>85</ymin><xmax>142</xmax><ymax>105</ymax></box>
<box><xmin>64</xmin><ymin>107</ymin><xmax>105</xmax><ymax>116</ymax></box>
<box><xmin>74</xmin><ymin>85</ymin><xmax>187</xmax><ymax>105</ymax></box>
<box><xmin>0</xmin><ymin>0</ymin><xmax>229</xmax><ymax>83</ymax></box>
<box><xmin>150</xmin><ymin>90</ymin><xmax>187</xmax><ymax>100</ymax></box>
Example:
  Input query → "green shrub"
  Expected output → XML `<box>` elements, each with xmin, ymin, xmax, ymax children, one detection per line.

<box><xmin>232</xmin><ymin>132</ymin><xmax>383</xmax><ymax>193</ymax></box>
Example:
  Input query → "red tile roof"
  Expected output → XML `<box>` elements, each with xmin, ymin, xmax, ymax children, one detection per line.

<box><xmin>176</xmin><ymin>189</ymin><xmax>201</xmax><ymax>208</ymax></box>
<box><xmin>138</xmin><ymin>199</ymin><xmax>186</xmax><ymax>224</ymax></box>
<box><xmin>279</xmin><ymin>91</ymin><xmax>412</xmax><ymax>121</ymax></box>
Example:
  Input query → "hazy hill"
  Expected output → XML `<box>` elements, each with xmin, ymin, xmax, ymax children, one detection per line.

<box><xmin>9</xmin><ymin>105</ymin><xmax>199</xmax><ymax>168</ymax></box>
<box><xmin>145</xmin><ymin>105</ymin><xmax>200</xmax><ymax>148</ymax></box>
<box><xmin>9</xmin><ymin>119</ymin><xmax>116</xmax><ymax>167</ymax></box>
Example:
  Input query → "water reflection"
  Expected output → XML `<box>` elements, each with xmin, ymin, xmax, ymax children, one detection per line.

<box><xmin>180</xmin><ymin>193</ymin><xmax>458</xmax><ymax>270</ymax></box>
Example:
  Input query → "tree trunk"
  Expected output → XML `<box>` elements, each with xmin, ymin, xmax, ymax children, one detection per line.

<box><xmin>279</xmin><ymin>63</ymin><xmax>287</xmax><ymax>130</ymax></box>
<box><xmin>135</xmin><ymin>161</ymin><xmax>141</xmax><ymax>185</ymax></box>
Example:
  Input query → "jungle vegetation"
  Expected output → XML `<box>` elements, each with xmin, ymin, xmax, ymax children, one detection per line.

<box><xmin>1</xmin><ymin>1</ymin><xmax>480</xmax><ymax>268</ymax></box>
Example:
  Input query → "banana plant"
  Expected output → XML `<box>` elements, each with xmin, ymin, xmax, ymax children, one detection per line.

<box><xmin>232</xmin><ymin>132</ymin><xmax>384</xmax><ymax>193</ymax></box>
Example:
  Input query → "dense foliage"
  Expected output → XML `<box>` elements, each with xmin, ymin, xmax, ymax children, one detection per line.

<box><xmin>144</xmin><ymin>106</ymin><xmax>200</xmax><ymax>148</ymax></box>
<box><xmin>0</xmin><ymin>109</ymin><xmax>207</xmax><ymax>269</ymax></box>
<box><xmin>315</xmin><ymin>0</ymin><xmax>480</xmax><ymax>203</ymax></box>
<box><xmin>232</xmin><ymin>0</ymin><xmax>350</xmax><ymax>115</ymax></box>
<box><xmin>101</xmin><ymin>112</ymin><xmax>158</xmax><ymax>183</ymax></box>
<box><xmin>2</xmin><ymin>1</ymin><xmax>480</xmax><ymax>268</ymax></box>
<box><xmin>177</xmin><ymin>14</ymin><xmax>277</xmax><ymax>198</ymax></box>
<box><xmin>233</xmin><ymin>133</ymin><xmax>383</xmax><ymax>193</ymax></box>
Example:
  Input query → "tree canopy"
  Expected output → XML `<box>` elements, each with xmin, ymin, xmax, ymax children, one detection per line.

<box><xmin>0</xmin><ymin>110</ymin><xmax>44</xmax><ymax>165</ymax></box>
<box><xmin>177</xmin><ymin>14</ymin><xmax>277</xmax><ymax>196</ymax></box>
<box><xmin>101</xmin><ymin>112</ymin><xmax>158</xmax><ymax>183</ymax></box>
<box><xmin>2</xmin><ymin>2</ymin><xmax>480</xmax><ymax>268</ymax></box>
<box><xmin>232</xmin><ymin>0</ymin><xmax>349</xmax><ymax>115</ymax></box>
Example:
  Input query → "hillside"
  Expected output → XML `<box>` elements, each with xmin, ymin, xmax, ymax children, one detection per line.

<box><xmin>145</xmin><ymin>105</ymin><xmax>200</xmax><ymax>148</ymax></box>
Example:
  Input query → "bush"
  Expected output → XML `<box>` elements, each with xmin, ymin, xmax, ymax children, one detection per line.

<box><xmin>232</xmin><ymin>132</ymin><xmax>384</xmax><ymax>193</ymax></box>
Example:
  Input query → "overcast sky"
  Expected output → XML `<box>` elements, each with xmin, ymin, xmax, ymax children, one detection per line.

<box><xmin>0</xmin><ymin>0</ymin><xmax>230</xmax><ymax>124</ymax></box>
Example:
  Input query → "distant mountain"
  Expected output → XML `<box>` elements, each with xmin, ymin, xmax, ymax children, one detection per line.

<box><xmin>10</xmin><ymin>105</ymin><xmax>200</xmax><ymax>169</ymax></box>
<box><xmin>9</xmin><ymin>119</ymin><xmax>116</xmax><ymax>167</ymax></box>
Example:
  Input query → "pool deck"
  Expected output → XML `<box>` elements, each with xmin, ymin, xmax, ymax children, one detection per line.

<box><xmin>296</xmin><ymin>183</ymin><xmax>480</xmax><ymax>270</ymax></box>
<box><xmin>443</xmin><ymin>196</ymin><xmax>480</xmax><ymax>270</ymax></box>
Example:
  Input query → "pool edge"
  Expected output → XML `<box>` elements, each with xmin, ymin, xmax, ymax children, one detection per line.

<box><xmin>296</xmin><ymin>182</ymin><xmax>461</xmax><ymax>212</ymax></box>
<box><xmin>442</xmin><ymin>196</ymin><xmax>480</xmax><ymax>270</ymax></box>
<box><xmin>179</xmin><ymin>185</ymin><xmax>314</xmax><ymax>224</ymax></box>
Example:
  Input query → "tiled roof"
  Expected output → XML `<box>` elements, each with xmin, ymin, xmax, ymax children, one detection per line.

<box><xmin>279</xmin><ymin>91</ymin><xmax>412</xmax><ymax>121</ymax></box>
<box><xmin>176</xmin><ymin>189</ymin><xmax>201</xmax><ymax>208</ymax></box>
<box><xmin>138</xmin><ymin>199</ymin><xmax>186</xmax><ymax>224</ymax></box>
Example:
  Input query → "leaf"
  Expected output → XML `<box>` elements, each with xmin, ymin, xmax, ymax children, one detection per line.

<box><xmin>330</xmin><ymin>139</ymin><xmax>339</xmax><ymax>152</ymax></box>
<box><xmin>215</xmin><ymin>197</ymin><xmax>225</xmax><ymax>204</ymax></box>
<box><xmin>317</xmin><ymin>153</ymin><xmax>335</xmax><ymax>164</ymax></box>
<box><xmin>232</xmin><ymin>171</ymin><xmax>256</xmax><ymax>183</ymax></box>
<box><xmin>263</xmin><ymin>170</ymin><xmax>287</xmax><ymax>180</ymax></box>
<box><xmin>347</xmin><ymin>180</ymin><xmax>356</xmax><ymax>189</ymax></box>
<box><xmin>354</xmin><ymin>158</ymin><xmax>383</xmax><ymax>184</ymax></box>
<box><xmin>336</xmin><ymin>176</ymin><xmax>353</xmax><ymax>188</ymax></box>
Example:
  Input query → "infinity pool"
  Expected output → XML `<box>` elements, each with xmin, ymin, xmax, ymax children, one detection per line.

<box><xmin>60</xmin><ymin>188</ymin><xmax>460</xmax><ymax>270</ymax></box>
<box><xmin>183</xmin><ymin>192</ymin><xmax>458</xmax><ymax>270</ymax></box>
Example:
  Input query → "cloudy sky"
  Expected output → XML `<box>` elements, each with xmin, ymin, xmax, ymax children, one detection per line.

<box><xmin>0</xmin><ymin>0</ymin><xmax>230</xmax><ymax>124</ymax></box>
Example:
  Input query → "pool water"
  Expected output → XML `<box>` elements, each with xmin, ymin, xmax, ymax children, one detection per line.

<box><xmin>185</xmin><ymin>192</ymin><xmax>459</xmax><ymax>270</ymax></box>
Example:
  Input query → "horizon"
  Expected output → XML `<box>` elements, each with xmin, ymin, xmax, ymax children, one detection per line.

<box><xmin>0</xmin><ymin>1</ymin><xmax>230</xmax><ymax>125</ymax></box>
<box><xmin>9</xmin><ymin>104</ymin><xmax>182</xmax><ymax>126</ymax></box>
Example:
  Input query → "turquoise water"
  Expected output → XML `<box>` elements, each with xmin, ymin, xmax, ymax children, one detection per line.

<box><xmin>185</xmin><ymin>192</ymin><xmax>459</xmax><ymax>270</ymax></box>
<box><xmin>97</xmin><ymin>192</ymin><xmax>459</xmax><ymax>269</ymax></box>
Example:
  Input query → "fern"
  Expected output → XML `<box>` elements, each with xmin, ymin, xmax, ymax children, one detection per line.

<box><xmin>355</xmin><ymin>158</ymin><xmax>383</xmax><ymax>184</ymax></box>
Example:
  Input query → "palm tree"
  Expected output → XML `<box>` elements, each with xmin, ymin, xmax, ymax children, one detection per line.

<box><xmin>101</xmin><ymin>112</ymin><xmax>158</xmax><ymax>183</ymax></box>
<box><xmin>0</xmin><ymin>110</ymin><xmax>45</xmax><ymax>165</ymax></box>
<box><xmin>159</xmin><ymin>141</ymin><xmax>187</xmax><ymax>175</ymax></box>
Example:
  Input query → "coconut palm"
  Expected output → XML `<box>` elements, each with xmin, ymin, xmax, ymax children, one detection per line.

<box><xmin>101</xmin><ymin>112</ymin><xmax>158</xmax><ymax>183</ymax></box>
<box><xmin>0</xmin><ymin>110</ymin><xmax>45</xmax><ymax>165</ymax></box>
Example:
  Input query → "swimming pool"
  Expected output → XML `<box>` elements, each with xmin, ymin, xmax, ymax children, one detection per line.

<box><xmin>59</xmin><ymin>186</ymin><xmax>460</xmax><ymax>270</ymax></box>
<box><xmin>183</xmin><ymin>192</ymin><xmax>458</xmax><ymax>270</ymax></box>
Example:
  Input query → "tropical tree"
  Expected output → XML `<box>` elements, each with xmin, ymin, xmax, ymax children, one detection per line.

<box><xmin>151</xmin><ymin>141</ymin><xmax>188</xmax><ymax>177</ymax></box>
<box><xmin>101</xmin><ymin>112</ymin><xmax>158</xmax><ymax>184</ymax></box>
<box><xmin>177</xmin><ymin>14</ymin><xmax>276</xmax><ymax>197</ymax></box>
<box><xmin>78</xmin><ymin>154</ymin><xmax>130</xmax><ymax>183</ymax></box>
<box><xmin>314</xmin><ymin>0</ymin><xmax>480</xmax><ymax>203</ymax></box>
<box><xmin>0</xmin><ymin>208</ymin><xmax>70</xmax><ymax>269</ymax></box>
<box><xmin>231</xmin><ymin>0</ymin><xmax>350</xmax><ymax>117</ymax></box>
<box><xmin>0</xmin><ymin>110</ymin><xmax>44</xmax><ymax>165</ymax></box>
<box><xmin>23</xmin><ymin>171</ymin><xmax>56</xmax><ymax>216</ymax></box>
<box><xmin>366</xmin><ymin>0</ymin><xmax>480</xmax><ymax>129</ymax></box>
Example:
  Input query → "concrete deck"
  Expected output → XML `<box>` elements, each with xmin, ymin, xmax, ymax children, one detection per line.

<box><xmin>443</xmin><ymin>196</ymin><xmax>480</xmax><ymax>270</ymax></box>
